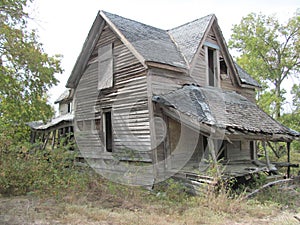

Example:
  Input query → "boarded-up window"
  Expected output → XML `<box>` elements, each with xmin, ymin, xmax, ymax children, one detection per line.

<box><xmin>98</xmin><ymin>44</ymin><xmax>113</xmax><ymax>90</ymax></box>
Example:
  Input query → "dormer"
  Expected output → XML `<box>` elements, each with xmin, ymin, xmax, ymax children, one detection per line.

<box><xmin>169</xmin><ymin>14</ymin><xmax>259</xmax><ymax>94</ymax></box>
<box><xmin>54</xmin><ymin>89</ymin><xmax>74</xmax><ymax>116</ymax></box>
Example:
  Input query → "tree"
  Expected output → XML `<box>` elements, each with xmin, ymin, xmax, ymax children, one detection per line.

<box><xmin>280</xmin><ymin>84</ymin><xmax>300</xmax><ymax>150</ymax></box>
<box><xmin>228</xmin><ymin>11</ymin><xmax>300</xmax><ymax>119</ymax></box>
<box><xmin>0</xmin><ymin>0</ymin><xmax>62</xmax><ymax>139</ymax></box>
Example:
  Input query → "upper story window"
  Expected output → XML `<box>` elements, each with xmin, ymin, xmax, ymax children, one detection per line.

<box><xmin>204</xmin><ymin>42</ymin><xmax>220</xmax><ymax>87</ymax></box>
<box><xmin>67</xmin><ymin>102</ymin><xmax>72</xmax><ymax>113</ymax></box>
<box><xmin>208</xmin><ymin>48</ymin><xmax>216</xmax><ymax>86</ymax></box>
<box><xmin>98</xmin><ymin>43</ymin><xmax>113</xmax><ymax>90</ymax></box>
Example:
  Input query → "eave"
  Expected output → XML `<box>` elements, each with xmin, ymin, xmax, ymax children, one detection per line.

<box><xmin>66</xmin><ymin>13</ymin><xmax>105</xmax><ymax>89</ymax></box>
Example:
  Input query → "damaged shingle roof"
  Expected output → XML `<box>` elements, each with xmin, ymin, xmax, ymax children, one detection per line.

<box><xmin>103</xmin><ymin>11</ymin><xmax>260</xmax><ymax>87</ymax></box>
<box><xmin>67</xmin><ymin>11</ymin><xmax>260</xmax><ymax>89</ymax></box>
<box><xmin>54</xmin><ymin>89</ymin><xmax>72</xmax><ymax>104</ymax></box>
<box><xmin>103</xmin><ymin>11</ymin><xmax>187</xmax><ymax>69</ymax></box>
<box><xmin>28</xmin><ymin>113</ymin><xmax>74</xmax><ymax>131</ymax></box>
<box><xmin>153</xmin><ymin>85</ymin><xmax>299</xmax><ymax>140</ymax></box>
<box><xmin>168</xmin><ymin>15</ymin><xmax>213</xmax><ymax>64</ymax></box>
<box><xmin>235</xmin><ymin>63</ymin><xmax>261</xmax><ymax>87</ymax></box>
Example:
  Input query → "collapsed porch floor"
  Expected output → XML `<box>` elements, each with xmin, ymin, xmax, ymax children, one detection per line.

<box><xmin>181</xmin><ymin>160</ymin><xmax>271</xmax><ymax>177</ymax></box>
<box><xmin>169</xmin><ymin>160</ymin><xmax>275</xmax><ymax>194</ymax></box>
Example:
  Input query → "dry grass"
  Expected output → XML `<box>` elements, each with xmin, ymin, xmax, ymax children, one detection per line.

<box><xmin>1</xmin><ymin>176</ymin><xmax>300</xmax><ymax>225</ymax></box>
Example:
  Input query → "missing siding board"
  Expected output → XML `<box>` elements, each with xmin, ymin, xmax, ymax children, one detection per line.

<box><xmin>98</xmin><ymin>44</ymin><xmax>113</xmax><ymax>90</ymax></box>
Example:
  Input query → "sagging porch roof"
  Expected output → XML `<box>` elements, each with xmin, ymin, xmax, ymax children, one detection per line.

<box><xmin>27</xmin><ymin>113</ymin><xmax>74</xmax><ymax>131</ymax></box>
<box><xmin>153</xmin><ymin>84</ymin><xmax>300</xmax><ymax>142</ymax></box>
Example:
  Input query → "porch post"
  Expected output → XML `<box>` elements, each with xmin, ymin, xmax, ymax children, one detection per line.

<box><xmin>262</xmin><ymin>141</ymin><xmax>271</xmax><ymax>171</ymax></box>
<box><xmin>287</xmin><ymin>142</ymin><xmax>291</xmax><ymax>178</ymax></box>
<box><xmin>208</xmin><ymin>138</ymin><xmax>220</xmax><ymax>177</ymax></box>
<box><xmin>42</xmin><ymin>132</ymin><xmax>50</xmax><ymax>150</ymax></box>
<box><xmin>51</xmin><ymin>130</ymin><xmax>56</xmax><ymax>150</ymax></box>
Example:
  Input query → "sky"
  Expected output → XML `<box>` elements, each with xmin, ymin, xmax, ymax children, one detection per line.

<box><xmin>28</xmin><ymin>0</ymin><xmax>299</xmax><ymax>113</ymax></box>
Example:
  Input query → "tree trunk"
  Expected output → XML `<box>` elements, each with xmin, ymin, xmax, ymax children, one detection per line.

<box><xmin>275</xmin><ymin>79</ymin><xmax>281</xmax><ymax>119</ymax></box>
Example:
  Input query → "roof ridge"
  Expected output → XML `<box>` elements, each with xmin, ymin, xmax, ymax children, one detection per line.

<box><xmin>101</xmin><ymin>10</ymin><xmax>167</xmax><ymax>33</ymax></box>
<box><xmin>168</xmin><ymin>14</ymin><xmax>214</xmax><ymax>31</ymax></box>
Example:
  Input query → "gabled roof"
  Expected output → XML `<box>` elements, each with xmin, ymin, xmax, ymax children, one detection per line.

<box><xmin>235</xmin><ymin>63</ymin><xmax>261</xmax><ymax>87</ymax></box>
<box><xmin>66</xmin><ymin>10</ymin><xmax>259</xmax><ymax>89</ymax></box>
<box><xmin>54</xmin><ymin>88</ymin><xmax>73</xmax><ymax>104</ymax></box>
<box><xmin>168</xmin><ymin>14</ymin><xmax>214</xmax><ymax>64</ymax></box>
<box><xmin>153</xmin><ymin>85</ymin><xmax>299</xmax><ymax>141</ymax></box>
<box><xmin>102</xmin><ymin>11</ymin><xmax>187</xmax><ymax>69</ymax></box>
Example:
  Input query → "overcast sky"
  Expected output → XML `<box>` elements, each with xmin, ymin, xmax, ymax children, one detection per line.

<box><xmin>29</xmin><ymin>0</ymin><xmax>299</xmax><ymax>111</ymax></box>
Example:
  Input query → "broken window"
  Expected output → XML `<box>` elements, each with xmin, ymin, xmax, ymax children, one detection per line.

<box><xmin>220</xmin><ymin>58</ymin><xmax>227</xmax><ymax>75</ymax></box>
<box><xmin>67</xmin><ymin>102</ymin><xmax>72</xmax><ymax>113</ymax></box>
<box><xmin>205</xmin><ymin>44</ymin><xmax>220</xmax><ymax>87</ymax></box>
<box><xmin>208</xmin><ymin>48</ymin><xmax>215</xmax><ymax>86</ymax></box>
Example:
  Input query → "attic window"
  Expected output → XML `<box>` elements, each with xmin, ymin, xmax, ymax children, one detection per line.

<box><xmin>205</xmin><ymin>45</ymin><xmax>220</xmax><ymax>87</ymax></box>
<box><xmin>98</xmin><ymin>43</ymin><xmax>113</xmax><ymax>90</ymax></box>
<box><xmin>208</xmin><ymin>48</ymin><xmax>215</xmax><ymax>86</ymax></box>
<box><xmin>220</xmin><ymin>58</ymin><xmax>227</xmax><ymax>74</ymax></box>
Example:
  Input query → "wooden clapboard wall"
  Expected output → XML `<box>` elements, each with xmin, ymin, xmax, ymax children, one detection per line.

<box><xmin>226</xmin><ymin>140</ymin><xmax>251</xmax><ymax>161</ymax></box>
<box><xmin>149</xmin><ymin>67</ymin><xmax>191</xmax><ymax>95</ymax></box>
<box><xmin>189</xmin><ymin>21</ymin><xmax>256</xmax><ymax>102</ymax></box>
<box><xmin>75</xmin><ymin>23</ymin><xmax>152</xmax><ymax>163</ymax></box>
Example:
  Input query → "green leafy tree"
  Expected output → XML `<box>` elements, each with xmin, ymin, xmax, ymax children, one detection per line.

<box><xmin>0</xmin><ymin>0</ymin><xmax>62</xmax><ymax>140</ymax></box>
<box><xmin>280</xmin><ymin>84</ymin><xmax>300</xmax><ymax>150</ymax></box>
<box><xmin>228</xmin><ymin>11</ymin><xmax>300</xmax><ymax>119</ymax></box>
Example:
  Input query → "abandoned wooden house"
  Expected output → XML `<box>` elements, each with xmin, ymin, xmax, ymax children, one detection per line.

<box><xmin>28</xmin><ymin>89</ymin><xmax>74</xmax><ymax>150</ymax></box>
<box><xmin>35</xmin><ymin>10</ymin><xmax>300</xmax><ymax>186</ymax></box>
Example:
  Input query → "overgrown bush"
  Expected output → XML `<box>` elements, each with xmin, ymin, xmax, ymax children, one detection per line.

<box><xmin>153</xmin><ymin>178</ymin><xmax>191</xmax><ymax>203</ymax></box>
<box><xmin>0</xmin><ymin>141</ymin><xmax>90</xmax><ymax>196</ymax></box>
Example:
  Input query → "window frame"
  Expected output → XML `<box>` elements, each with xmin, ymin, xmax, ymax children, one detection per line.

<box><xmin>102</xmin><ymin>108</ymin><xmax>113</xmax><ymax>152</ymax></box>
<box><xmin>204</xmin><ymin>42</ymin><xmax>220</xmax><ymax>88</ymax></box>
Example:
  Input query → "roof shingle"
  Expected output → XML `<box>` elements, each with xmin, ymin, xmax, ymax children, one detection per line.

<box><xmin>103</xmin><ymin>11</ymin><xmax>187</xmax><ymax>68</ymax></box>
<box><xmin>153</xmin><ymin>85</ymin><xmax>299</xmax><ymax>140</ymax></box>
<box><xmin>168</xmin><ymin>15</ymin><xmax>213</xmax><ymax>63</ymax></box>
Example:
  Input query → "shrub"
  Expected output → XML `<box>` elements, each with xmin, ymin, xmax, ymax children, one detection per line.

<box><xmin>0</xmin><ymin>141</ymin><xmax>90</xmax><ymax>196</ymax></box>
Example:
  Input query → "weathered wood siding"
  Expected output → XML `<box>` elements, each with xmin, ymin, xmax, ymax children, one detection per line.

<box><xmin>189</xmin><ymin>22</ymin><xmax>256</xmax><ymax>102</ymax></box>
<box><xmin>149</xmin><ymin>67</ymin><xmax>192</xmax><ymax>95</ymax></box>
<box><xmin>149</xmin><ymin>68</ymin><xmax>198</xmax><ymax>171</ymax></box>
<box><xmin>58</xmin><ymin>102</ymin><xmax>70</xmax><ymax>115</ymax></box>
<box><xmin>75</xmin><ymin>24</ymin><xmax>152</xmax><ymax>162</ymax></box>
<box><xmin>226</xmin><ymin>140</ymin><xmax>251</xmax><ymax>161</ymax></box>
<box><xmin>206</xmin><ymin>27</ymin><xmax>218</xmax><ymax>46</ymax></box>
<box><xmin>190</xmin><ymin>47</ymin><xmax>207</xmax><ymax>86</ymax></box>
